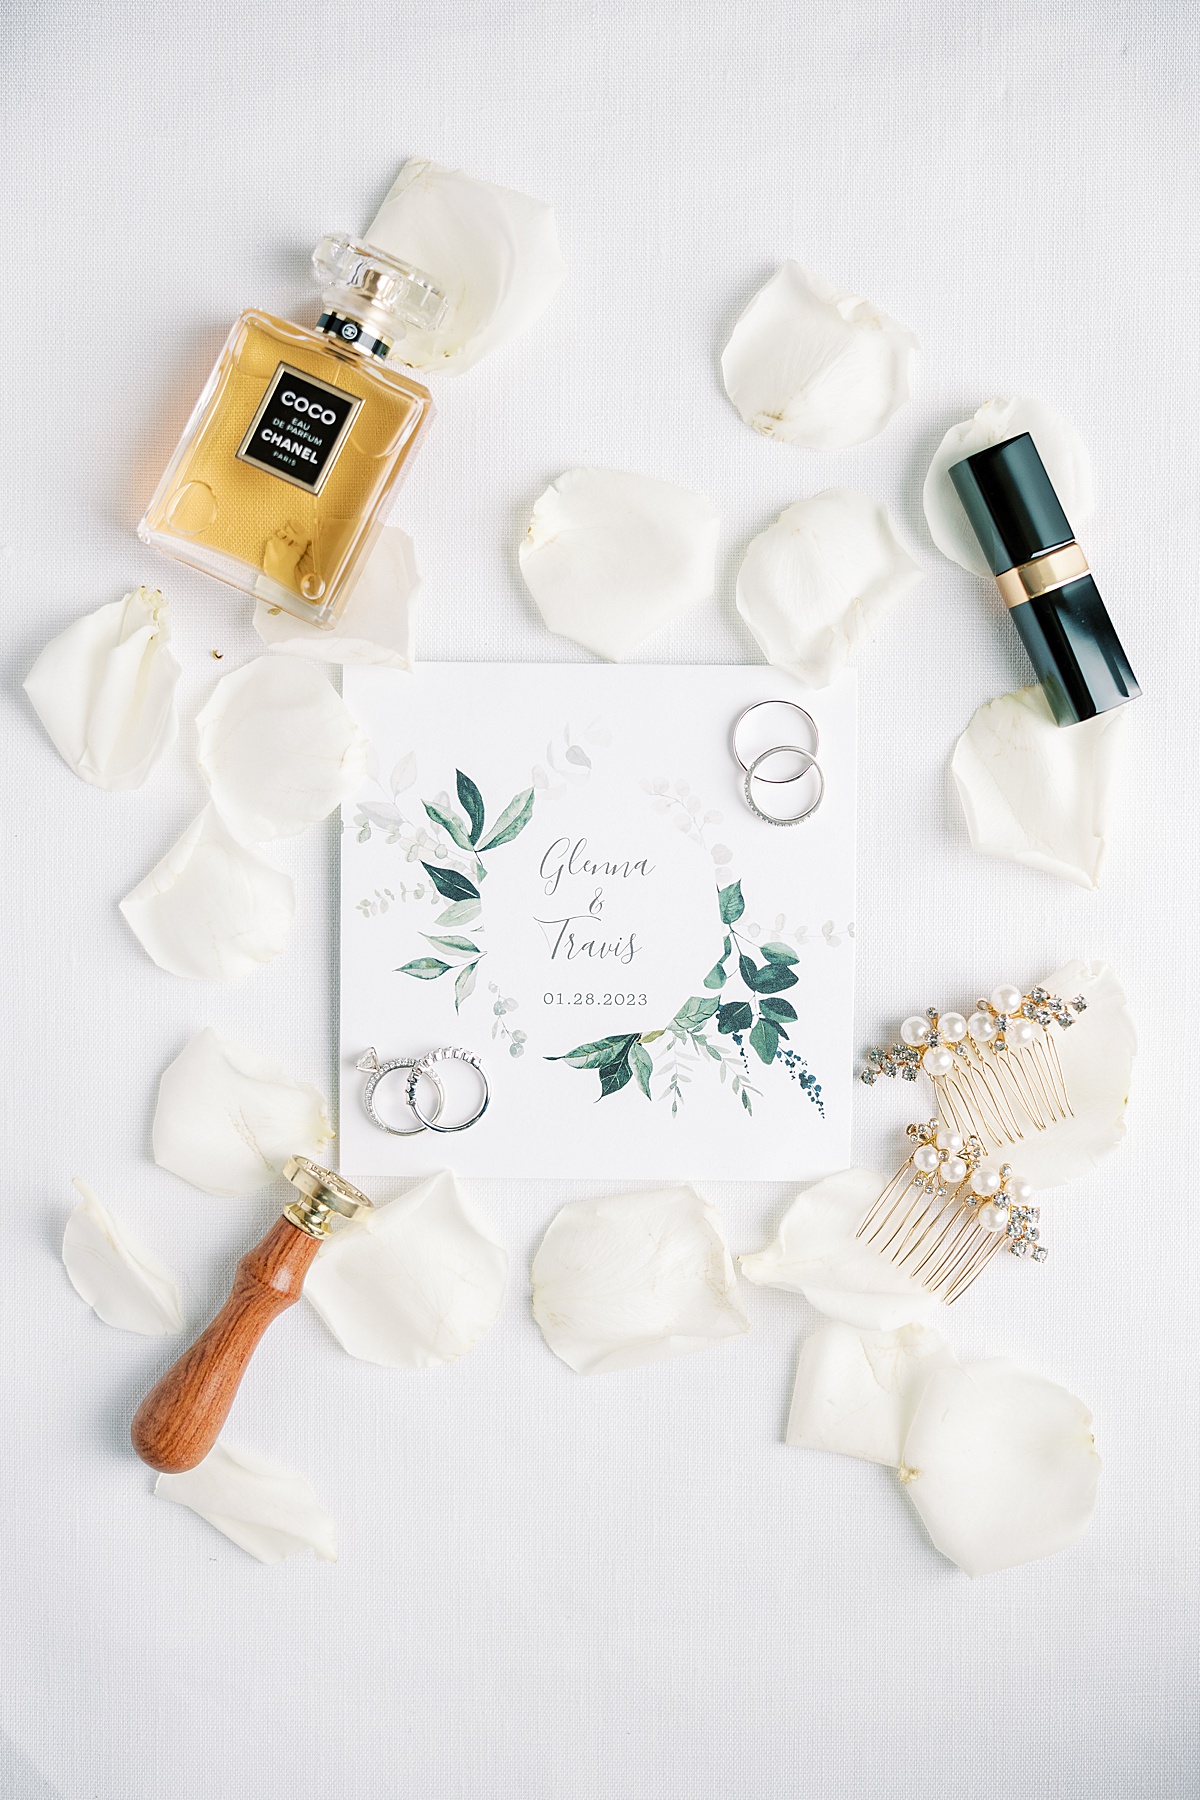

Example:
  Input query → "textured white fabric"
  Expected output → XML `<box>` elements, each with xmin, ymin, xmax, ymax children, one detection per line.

<box><xmin>1</xmin><ymin>4</ymin><xmax>1196</xmax><ymax>1798</ymax></box>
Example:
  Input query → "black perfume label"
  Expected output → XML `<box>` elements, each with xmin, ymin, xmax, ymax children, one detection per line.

<box><xmin>236</xmin><ymin>362</ymin><xmax>362</xmax><ymax>494</ymax></box>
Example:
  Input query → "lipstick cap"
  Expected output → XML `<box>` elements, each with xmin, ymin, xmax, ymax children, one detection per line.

<box><xmin>948</xmin><ymin>433</ymin><xmax>1074</xmax><ymax>575</ymax></box>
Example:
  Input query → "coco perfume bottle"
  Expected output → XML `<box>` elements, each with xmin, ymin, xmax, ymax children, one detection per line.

<box><xmin>139</xmin><ymin>236</ymin><xmax>447</xmax><ymax>627</ymax></box>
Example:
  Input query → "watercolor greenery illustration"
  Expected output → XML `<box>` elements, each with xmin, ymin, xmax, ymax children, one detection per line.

<box><xmin>547</xmin><ymin>876</ymin><xmax>824</xmax><ymax>1119</ymax></box>
<box><xmin>396</xmin><ymin>769</ymin><xmax>535</xmax><ymax>1012</ymax></box>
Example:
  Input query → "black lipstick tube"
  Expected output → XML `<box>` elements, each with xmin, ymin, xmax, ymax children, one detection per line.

<box><xmin>948</xmin><ymin>432</ymin><xmax>1140</xmax><ymax>727</ymax></box>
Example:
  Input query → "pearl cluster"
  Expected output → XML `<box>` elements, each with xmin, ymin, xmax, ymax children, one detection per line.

<box><xmin>905</xmin><ymin>1117</ymin><xmax>979</xmax><ymax>1194</ymax></box>
<box><xmin>967</xmin><ymin>984</ymin><xmax>1088</xmax><ymax>1055</ymax></box>
<box><xmin>859</xmin><ymin>983</ymin><xmax>1088</xmax><ymax>1087</ymax></box>
<box><xmin>901</xmin><ymin>1121</ymin><xmax>1047</xmax><ymax>1260</ymax></box>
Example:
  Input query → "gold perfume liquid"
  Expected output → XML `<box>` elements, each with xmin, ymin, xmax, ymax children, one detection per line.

<box><xmin>139</xmin><ymin>236</ymin><xmax>445</xmax><ymax>628</ymax></box>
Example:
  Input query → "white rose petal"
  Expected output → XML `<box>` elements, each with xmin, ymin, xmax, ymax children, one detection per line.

<box><xmin>24</xmin><ymin>586</ymin><xmax>180</xmax><ymax>790</ymax></box>
<box><xmin>304</xmin><ymin>1170</ymin><xmax>507</xmax><ymax>1369</ymax></box>
<box><xmin>531</xmin><ymin>1185</ymin><xmax>750</xmax><ymax>1375</ymax></box>
<box><xmin>740</xmin><ymin>1169</ymin><xmax>937</xmax><ymax>1330</ymax></box>
<box><xmin>62</xmin><ymin>1179</ymin><xmax>184</xmax><ymax>1336</ymax></box>
<box><xmin>195</xmin><ymin>655</ymin><xmax>368</xmax><ymax>842</ymax></box>
<box><xmin>253</xmin><ymin>527</ymin><xmax>420</xmax><ymax>670</ymax></box>
<box><xmin>519</xmin><ymin>467</ymin><xmax>720</xmax><ymax>661</ymax></box>
<box><xmin>119</xmin><ymin>804</ymin><xmax>294</xmax><ymax>981</ymax></box>
<box><xmin>787</xmin><ymin>1322</ymin><xmax>958</xmax><ymax>1466</ymax></box>
<box><xmin>735</xmin><ymin>490</ymin><xmax>921</xmax><ymax>687</ymax></box>
<box><xmin>900</xmin><ymin>1359</ymin><xmax>1101</xmax><ymax>1576</ymax></box>
<box><xmin>952</xmin><ymin>685</ymin><xmax>1126</xmax><ymax>889</ymax></box>
<box><xmin>923</xmin><ymin>397</ymin><xmax>1094</xmax><ymax>576</ymax></box>
<box><xmin>154</xmin><ymin>1442</ymin><xmax>337</xmax><ymax>1565</ymax></box>
<box><xmin>367</xmin><ymin>158</ymin><xmax>565</xmax><ymax>374</ymax></box>
<box><xmin>152</xmin><ymin>1027</ymin><xmax>333</xmax><ymax>1197</ymax></box>
<box><xmin>721</xmin><ymin>262</ymin><xmax>918</xmax><ymax>448</ymax></box>
<box><xmin>1014</xmin><ymin>959</ymin><xmax>1135</xmax><ymax>1189</ymax></box>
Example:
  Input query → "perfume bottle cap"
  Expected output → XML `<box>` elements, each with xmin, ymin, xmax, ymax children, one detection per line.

<box><xmin>313</xmin><ymin>233</ymin><xmax>447</xmax><ymax>336</ymax></box>
<box><xmin>948</xmin><ymin>433</ymin><xmax>1075</xmax><ymax>575</ymax></box>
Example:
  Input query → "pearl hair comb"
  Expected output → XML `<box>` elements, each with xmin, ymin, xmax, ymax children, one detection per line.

<box><xmin>859</xmin><ymin>982</ymin><xmax>1088</xmax><ymax>1151</ymax></box>
<box><xmin>856</xmin><ymin>982</ymin><xmax>1084</xmax><ymax>1303</ymax></box>
<box><xmin>856</xmin><ymin>1120</ymin><xmax>1044</xmax><ymax>1305</ymax></box>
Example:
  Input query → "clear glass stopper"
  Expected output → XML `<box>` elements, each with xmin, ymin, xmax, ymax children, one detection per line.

<box><xmin>312</xmin><ymin>233</ymin><xmax>447</xmax><ymax>335</ymax></box>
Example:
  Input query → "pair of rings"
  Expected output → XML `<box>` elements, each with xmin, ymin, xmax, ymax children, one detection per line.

<box><xmin>731</xmin><ymin>700</ymin><xmax>826</xmax><ymax>826</ymax></box>
<box><xmin>356</xmin><ymin>1046</ymin><xmax>490</xmax><ymax>1136</ymax></box>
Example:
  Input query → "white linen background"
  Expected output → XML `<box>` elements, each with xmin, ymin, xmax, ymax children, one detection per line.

<box><xmin>1</xmin><ymin>3</ymin><xmax>1196</xmax><ymax>1796</ymax></box>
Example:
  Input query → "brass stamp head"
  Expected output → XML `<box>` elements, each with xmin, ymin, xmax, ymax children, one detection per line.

<box><xmin>282</xmin><ymin>1155</ymin><xmax>374</xmax><ymax>1239</ymax></box>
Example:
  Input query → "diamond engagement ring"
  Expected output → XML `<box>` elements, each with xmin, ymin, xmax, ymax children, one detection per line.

<box><xmin>357</xmin><ymin>1048</ymin><xmax>445</xmax><ymax>1136</ymax></box>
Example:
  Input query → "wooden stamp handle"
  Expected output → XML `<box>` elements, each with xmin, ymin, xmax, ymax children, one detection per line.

<box><xmin>131</xmin><ymin>1214</ymin><xmax>321</xmax><ymax>1475</ymax></box>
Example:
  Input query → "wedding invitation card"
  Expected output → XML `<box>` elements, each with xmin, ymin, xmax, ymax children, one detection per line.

<box><xmin>340</xmin><ymin>665</ymin><xmax>856</xmax><ymax>1181</ymax></box>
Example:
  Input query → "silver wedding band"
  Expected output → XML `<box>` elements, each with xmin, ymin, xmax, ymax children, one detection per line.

<box><xmin>744</xmin><ymin>745</ymin><xmax>825</xmax><ymax>826</ymax></box>
<box><xmin>406</xmin><ymin>1047</ymin><xmax>490</xmax><ymax>1134</ymax></box>
<box><xmin>733</xmin><ymin>699</ymin><xmax>826</xmax><ymax>824</ymax></box>
<box><xmin>732</xmin><ymin>700</ymin><xmax>819</xmax><ymax>785</ymax></box>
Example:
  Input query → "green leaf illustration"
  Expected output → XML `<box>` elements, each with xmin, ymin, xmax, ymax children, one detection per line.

<box><xmin>599</xmin><ymin>1054</ymin><xmax>634</xmax><ymax>1098</ymax></box>
<box><xmin>456</xmin><ymin>770</ymin><xmax>486</xmax><ymax>844</ymax></box>
<box><xmin>397</xmin><ymin>958</ymin><xmax>451</xmax><ymax>979</ymax></box>
<box><xmin>479</xmin><ymin>787</ymin><xmax>534</xmax><ymax>851</ymax></box>
<box><xmin>436</xmin><ymin>898</ymin><xmax>482</xmax><ymax>927</ymax></box>
<box><xmin>746</xmin><ymin>962</ymin><xmax>798</xmax><ymax>995</ymax></box>
<box><xmin>718</xmin><ymin>879</ymin><xmax>745</xmax><ymax>924</ymax></box>
<box><xmin>548</xmin><ymin>1033</ymin><xmax>639</xmax><ymax>1070</ymax></box>
<box><xmin>629</xmin><ymin>1040</ymin><xmax>654</xmax><ymax>1098</ymax></box>
<box><xmin>759</xmin><ymin>996</ymin><xmax>798</xmax><ymax>1022</ymax></box>
<box><xmin>671</xmin><ymin>995</ymin><xmax>720</xmax><ymax>1032</ymax></box>
<box><xmin>423</xmin><ymin>798</ymin><xmax>475</xmax><ymax>853</ymax></box>
<box><xmin>454</xmin><ymin>961</ymin><xmax>479</xmax><ymax>1010</ymax></box>
<box><xmin>541</xmin><ymin>867</ymin><xmax>821</xmax><ymax>1122</ymax></box>
<box><xmin>421</xmin><ymin>934</ymin><xmax>481</xmax><ymax>959</ymax></box>
<box><xmin>420</xmin><ymin>861</ymin><xmax>479</xmax><ymax>903</ymax></box>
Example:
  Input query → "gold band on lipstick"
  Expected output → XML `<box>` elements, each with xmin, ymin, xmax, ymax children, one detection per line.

<box><xmin>995</xmin><ymin>541</ymin><xmax>1090</xmax><ymax>609</ymax></box>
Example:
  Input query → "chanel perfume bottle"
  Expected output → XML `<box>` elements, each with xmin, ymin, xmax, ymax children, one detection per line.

<box><xmin>949</xmin><ymin>433</ymin><xmax>1140</xmax><ymax>726</ymax></box>
<box><xmin>139</xmin><ymin>236</ymin><xmax>447</xmax><ymax>627</ymax></box>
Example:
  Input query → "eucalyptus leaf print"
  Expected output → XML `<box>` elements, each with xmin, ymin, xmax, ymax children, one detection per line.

<box><xmin>718</xmin><ymin>879</ymin><xmax>745</xmax><ymax>924</ymax></box>
<box><xmin>420</xmin><ymin>861</ymin><xmax>480</xmax><ymax>904</ymax></box>
<box><xmin>548</xmin><ymin>877</ymin><xmax>824</xmax><ymax>1119</ymax></box>
<box><xmin>479</xmin><ymin>787</ymin><xmax>535</xmax><ymax>851</ymax></box>
<box><xmin>423</xmin><ymin>798</ymin><xmax>478</xmax><ymax>857</ymax></box>
<box><xmin>456</xmin><ymin>771</ymin><xmax>485</xmax><ymax>844</ymax></box>
<box><xmin>398</xmin><ymin>957</ymin><xmax>452</xmax><ymax>980</ymax></box>
<box><xmin>422</xmin><ymin>934</ymin><xmax>482</xmax><ymax>958</ymax></box>
<box><xmin>396</xmin><ymin>769</ymin><xmax>538</xmax><ymax>1013</ymax></box>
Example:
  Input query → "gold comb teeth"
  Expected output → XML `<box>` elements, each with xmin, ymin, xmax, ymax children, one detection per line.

<box><xmin>855</xmin><ymin>1121</ymin><xmax>1046</xmax><ymax>1305</ymax></box>
<box><xmin>859</xmin><ymin>983</ymin><xmax>1087</xmax><ymax>1153</ymax></box>
<box><xmin>855</xmin><ymin>978</ymin><xmax>1081</xmax><ymax>1304</ymax></box>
